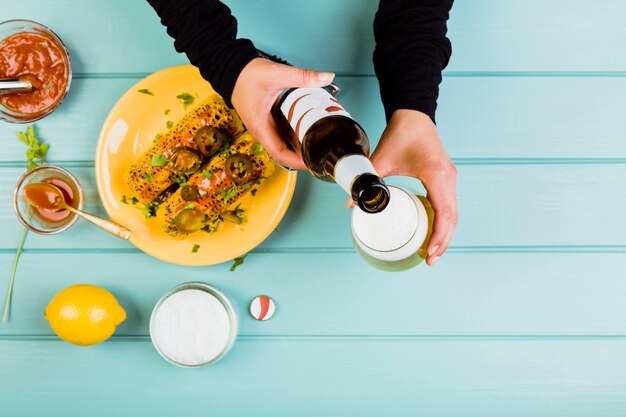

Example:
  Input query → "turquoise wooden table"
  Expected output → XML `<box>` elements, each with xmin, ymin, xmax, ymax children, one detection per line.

<box><xmin>3</xmin><ymin>0</ymin><xmax>626</xmax><ymax>415</ymax></box>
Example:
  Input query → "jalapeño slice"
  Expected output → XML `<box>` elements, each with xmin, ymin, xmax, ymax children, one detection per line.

<box><xmin>173</xmin><ymin>208</ymin><xmax>206</xmax><ymax>233</ymax></box>
<box><xmin>169</xmin><ymin>148</ymin><xmax>202</xmax><ymax>175</ymax></box>
<box><xmin>225</xmin><ymin>153</ymin><xmax>253</xmax><ymax>185</ymax></box>
<box><xmin>194</xmin><ymin>126</ymin><xmax>225</xmax><ymax>157</ymax></box>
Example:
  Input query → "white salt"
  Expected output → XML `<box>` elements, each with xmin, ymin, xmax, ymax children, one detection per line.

<box><xmin>151</xmin><ymin>289</ymin><xmax>232</xmax><ymax>366</ymax></box>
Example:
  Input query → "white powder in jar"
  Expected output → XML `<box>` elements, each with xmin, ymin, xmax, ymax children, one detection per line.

<box><xmin>151</xmin><ymin>288</ymin><xmax>232</xmax><ymax>367</ymax></box>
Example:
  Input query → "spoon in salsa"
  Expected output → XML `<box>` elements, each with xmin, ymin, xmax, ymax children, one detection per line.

<box><xmin>24</xmin><ymin>182</ymin><xmax>131</xmax><ymax>240</ymax></box>
<box><xmin>0</xmin><ymin>78</ymin><xmax>33</xmax><ymax>95</ymax></box>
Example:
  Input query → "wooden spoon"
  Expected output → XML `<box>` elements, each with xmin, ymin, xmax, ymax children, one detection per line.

<box><xmin>24</xmin><ymin>182</ymin><xmax>131</xmax><ymax>240</ymax></box>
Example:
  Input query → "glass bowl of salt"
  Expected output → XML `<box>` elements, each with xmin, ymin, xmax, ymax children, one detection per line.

<box><xmin>149</xmin><ymin>282</ymin><xmax>238</xmax><ymax>368</ymax></box>
<box><xmin>351</xmin><ymin>185</ymin><xmax>434</xmax><ymax>272</ymax></box>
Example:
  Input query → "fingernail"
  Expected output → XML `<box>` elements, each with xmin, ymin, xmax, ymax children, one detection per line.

<box><xmin>318</xmin><ymin>72</ymin><xmax>333</xmax><ymax>81</ymax></box>
<box><xmin>430</xmin><ymin>256</ymin><xmax>440</xmax><ymax>267</ymax></box>
<box><xmin>428</xmin><ymin>244</ymin><xmax>439</xmax><ymax>257</ymax></box>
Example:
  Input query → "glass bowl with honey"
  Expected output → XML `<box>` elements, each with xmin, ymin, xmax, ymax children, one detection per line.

<box><xmin>0</xmin><ymin>20</ymin><xmax>72</xmax><ymax>123</ymax></box>
<box><xmin>13</xmin><ymin>165</ymin><xmax>84</xmax><ymax>234</ymax></box>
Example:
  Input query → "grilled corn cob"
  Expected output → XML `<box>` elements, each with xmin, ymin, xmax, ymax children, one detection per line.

<box><xmin>156</xmin><ymin>132</ymin><xmax>275</xmax><ymax>239</ymax></box>
<box><xmin>127</xmin><ymin>93</ymin><xmax>244</xmax><ymax>202</ymax></box>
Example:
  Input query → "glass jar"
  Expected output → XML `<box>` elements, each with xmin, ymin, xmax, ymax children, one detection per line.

<box><xmin>0</xmin><ymin>19</ymin><xmax>72</xmax><ymax>123</ymax></box>
<box><xmin>149</xmin><ymin>282</ymin><xmax>238</xmax><ymax>368</ymax></box>
<box><xmin>13</xmin><ymin>164</ymin><xmax>84</xmax><ymax>234</ymax></box>
<box><xmin>351</xmin><ymin>185</ymin><xmax>434</xmax><ymax>272</ymax></box>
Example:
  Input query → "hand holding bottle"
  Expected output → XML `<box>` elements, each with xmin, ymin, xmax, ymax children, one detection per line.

<box><xmin>231</xmin><ymin>58</ymin><xmax>335</xmax><ymax>169</ymax></box>
<box><xmin>370</xmin><ymin>109</ymin><xmax>458</xmax><ymax>267</ymax></box>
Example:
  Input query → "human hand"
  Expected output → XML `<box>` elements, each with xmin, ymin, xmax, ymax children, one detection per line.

<box><xmin>370</xmin><ymin>109</ymin><xmax>458</xmax><ymax>267</ymax></box>
<box><xmin>231</xmin><ymin>57</ymin><xmax>335</xmax><ymax>169</ymax></box>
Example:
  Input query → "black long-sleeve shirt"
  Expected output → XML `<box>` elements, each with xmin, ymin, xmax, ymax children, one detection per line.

<box><xmin>147</xmin><ymin>0</ymin><xmax>452</xmax><ymax>123</ymax></box>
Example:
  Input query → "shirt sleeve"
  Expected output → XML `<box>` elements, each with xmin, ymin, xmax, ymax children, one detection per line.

<box><xmin>373</xmin><ymin>0</ymin><xmax>453</xmax><ymax>123</ymax></box>
<box><xmin>147</xmin><ymin>0</ymin><xmax>260</xmax><ymax>107</ymax></box>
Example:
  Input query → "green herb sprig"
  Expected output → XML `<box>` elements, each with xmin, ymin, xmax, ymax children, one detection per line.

<box><xmin>17</xmin><ymin>126</ymin><xmax>49</xmax><ymax>170</ymax></box>
<box><xmin>3</xmin><ymin>125</ymin><xmax>48</xmax><ymax>323</ymax></box>
<box><xmin>230</xmin><ymin>255</ymin><xmax>247</xmax><ymax>272</ymax></box>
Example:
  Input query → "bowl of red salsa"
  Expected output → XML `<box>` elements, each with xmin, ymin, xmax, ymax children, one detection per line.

<box><xmin>0</xmin><ymin>20</ymin><xmax>71</xmax><ymax>123</ymax></box>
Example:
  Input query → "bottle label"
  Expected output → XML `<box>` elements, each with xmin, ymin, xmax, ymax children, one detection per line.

<box><xmin>279</xmin><ymin>87</ymin><xmax>352</xmax><ymax>143</ymax></box>
<box><xmin>334</xmin><ymin>154</ymin><xmax>377</xmax><ymax>195</ymax></box>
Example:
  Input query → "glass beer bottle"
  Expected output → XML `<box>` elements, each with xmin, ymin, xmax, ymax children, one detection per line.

<box><xmin>273</xmin><ymin>86</ymin><xmax>390</xmax><ymax>213</ymax></box>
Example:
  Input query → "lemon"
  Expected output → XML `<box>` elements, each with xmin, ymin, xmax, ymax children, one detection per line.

<box><xmin>45</xmin><ymin>284</ymin><xmax>126</xmax><ymax>346</ymax></box>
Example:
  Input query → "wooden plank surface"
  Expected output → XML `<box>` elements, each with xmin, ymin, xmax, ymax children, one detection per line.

<box><xmin>4</xmin><ymin>0</ymin><xmax>626</xmax><ymax>73</ymax></box>
<box><xmin>2</xmin><ymin>76</ymin><xmax>626</xmax><ymax>163</ymax></box>
<box><xmin>3</xmin><ymin>163</ymin><xmax>626</xmax><ymax>250</ymax></box>
<box><xmin>2</xmin><ymin>338</ymin><xmax>626</xmax><ymax>417</ymax></box>
<box><xmin>3</xmin><ymin>0</ymin><xmax>626</xmax><ymax>415</ymax></box>
<box><xmin>2</xmin><ymin>253</ymin><xmax>626</xmax><ymax>337</ymax></box>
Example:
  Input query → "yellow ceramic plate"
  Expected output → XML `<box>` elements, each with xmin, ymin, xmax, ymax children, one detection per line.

<box><xmin>95</xmin><ymin>65</ymin><xmax>296</xmax><ymax>266</ymax></box>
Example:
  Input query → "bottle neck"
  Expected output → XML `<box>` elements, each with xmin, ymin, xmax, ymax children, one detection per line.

<box><xmin>334</xmin><ymin>155</ymin><xmax>389</xmax><ymax>213</ymax></box>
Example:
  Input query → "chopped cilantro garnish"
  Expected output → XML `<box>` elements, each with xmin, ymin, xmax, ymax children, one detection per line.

<box><xmin>153</xmin><ymin>133</ymin><xmax>162</xmax><ymax>143</ymax></box>
<box><xmin>220</xmin><ymin>187</ymin><xmax>238</xmax><ymax>204</ymax></box>
<box><xmin>202</xmin><ymin>224</ymin><xmax>219</xmax><ymax>234</ymax></box>
<box><xmin>218</xmin><ymin>145</ymin><xmax>235</xmax><ymax>157</ymax></box>
<box><xmin>230</xmin><ymin>255</ymin><xmax>247</xmax><ymax>272</ymax></box>
<box><xmin>164</xmin><ymin>109</ymin><xmax>171</xmax><ymax>115</ymax></box>
<box><xmin>241</xmin><ymin>183</ymin><xmax>251</xmax><ymax>191</ymax></box>
<box><xmin>172</xmin><ymin>175</ymin><xmax>188</xmax><ymax>186</ymax></box>
<box><xmin>151</xmin><ymin>153</ymin><xmax>169</xmax><ymax>167</ymax></box>
<box><xmin>143</xmin><ymin>172</ymin><xmax>154</xmax><ymax>182</ymax></box>
<box><xmin>249</xmin><ymin>142</ymin><xmax>264</xmax><ymax>156</ymax></box>
<box><xmin>250</xmin><ymin>188</ymin><xmax>258</xmax><ymax>197</ymax></box>
<box><xmin>122</xmin><ymin>195</ymin><xmax>141</xmax><ymax>206</ymax></box>
<box><xmin>202</xmin><ymin>169</ymin><xmax>212</xmax><ymax>179</ymax></box>
<box><xmin>192</xmin><ymin>244</ymin><xmax>200</xmax><ymax>253</ymax></box>
<box><xmin>138</xmin><ymin>202</ymin><xmax>159</xmax><ymax>218</ymax></box>
<box><xmin>138</xmin><ymin>89</ymin><xmax>154</xmax><ymax>96</ymax></box>
<box><xmin>166</xmin><ymin>120</ymin><xmax>173</xmax><ymax>129</ymax></box>
<box><xmin>183</xmin><ymin>203</ymin><xmax>195</xmax><ymax>210</ymax></box>
<box><xmin>44</xmin><ymin>83</ymin><xmax>52</xmax><ymax>90</ymax></box>
<box><xmin>176</xmin><ymin>92</ymin><xmax>195</xmax><ymax>110</ymax></box>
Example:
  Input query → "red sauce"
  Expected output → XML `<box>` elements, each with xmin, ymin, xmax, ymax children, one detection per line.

<box><xmin>28</xmin><ymin>178</ymin><xmax>75</xmax><ymax>223</ymax></box>
<box><xmin>0</xmin><ymin>32</ymin><xmax>69</xmax><ymax>114</ymax></box>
